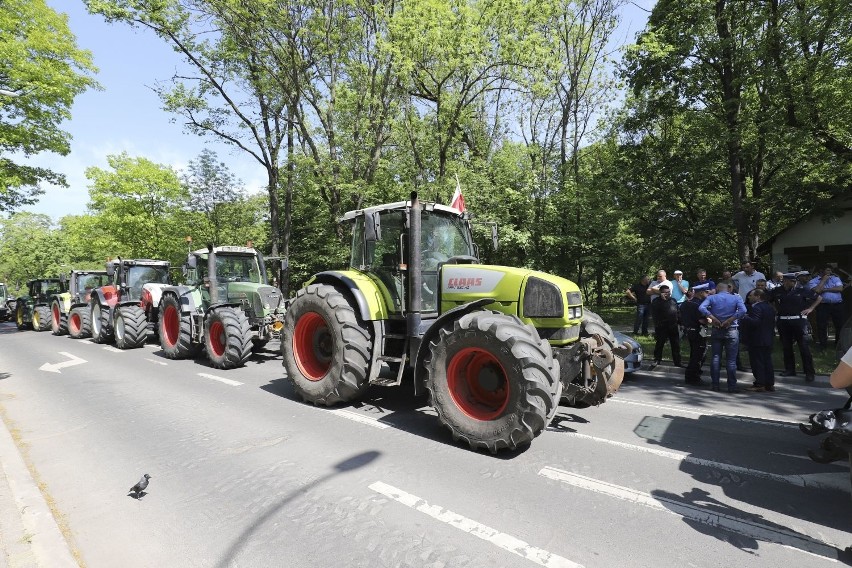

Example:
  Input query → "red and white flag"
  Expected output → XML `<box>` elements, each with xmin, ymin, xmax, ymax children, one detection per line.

<box><xmin>450</xmin><ymin>176</ymin><xmax>466</xmax><ymax>212</ymax></box>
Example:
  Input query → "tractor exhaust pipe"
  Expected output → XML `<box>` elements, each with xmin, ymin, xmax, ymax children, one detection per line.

<box><xmin>207</xmin><ymin>244</ymin><xmax>219</xmax><ymax>304</ymax></box>
<box><xmin>407</xmin><ymin>192</ymin><xmax>422</xmax><ymax>344</ymax></box>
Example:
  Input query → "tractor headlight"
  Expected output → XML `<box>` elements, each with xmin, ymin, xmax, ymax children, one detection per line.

<box><xmin>566</xmin><ymin>291</ymin><xmax>583</xmax><ymax>320</ymax></box>
<box><xmin>523</xmin><ymin>277</ymin><xmax>563</xmax><ymax>318</ymax></box>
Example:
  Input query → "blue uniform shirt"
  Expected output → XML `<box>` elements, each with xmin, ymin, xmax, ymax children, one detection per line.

<box><xmin>807</xmin><ymin>274</ymin><xmax>844</xmax><ymax>304</ymax></box>
<box><xmin>699</xmin><ymin>292</ymin><xmax>747</xmax><ymax>326</ymax></box>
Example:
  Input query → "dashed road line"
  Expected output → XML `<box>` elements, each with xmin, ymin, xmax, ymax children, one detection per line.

<box><xmin>102</xmin><ymin>346</ymin><xmax>124</xmax><ymax>353</ymax></box>
<box><xmin>327</xmin><ymin>409</ymin><xmax>390</xmax><ymax>429</ymax></box>
<box><xmin>612</xmin><ymin>397</ymin><xmax>799</xmax><ymax>428</ymax></box>
<box><xmin>369</xmin><ymin>481</ymin><xmax>583</xmax><ymax>568</ymax></box>
<box><xmin>538</xmin><ymin>466</ymin><xmax>840</xmax><ymax>561</ymax></box>
<box><xmin>197</xmin><ymin>373</ymin><xmax>242</xmax><ymax>386</ymax></box>
<box><xmin>145</xmin><ymin>358</ymin><xmax>167</xmax><ymax>366</ymax></box>
<box><xmin>554</xmin><ymin>431</ymin><xmax>848</xmax><ymax>491</ymax></box>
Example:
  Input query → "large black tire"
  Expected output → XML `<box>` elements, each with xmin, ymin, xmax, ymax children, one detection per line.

<box><xmin>32</xmin><ymin>306</ymin><xmax>52</xmax><ymax>332</ymax></box>
<box><xmin>204</xmin><ymin>307</ymin><xmax>251</xmax><ymax>369</ymax></box>
<box><xmin>15</xmin><ymin>301</ymin><xmax>29</xmax><ymax>331</ymax></box>
<box><xmin>68</xmin><ymin>307</ymin><xmax>91</xmax><ymax>339</ymax></box>
<box><xmin>113</xmin><ymin>305</ymin><xmax>148</xmax><ymax>349</ymax></box>
<box><xmin>51</xmin><ymin>300</ymin><xmax>68</xmax><ymax>335</ymax></box>
<box><xmin>424</xmin><ymin>311</ymin><xmax>559</xmax><ymax>453</ymax></box>
<box><xmin>90</xmin><ymin>301</ymin><xmax>113</xmax><ymax>344</ymax></box>
<box><xmin>159</xmin><ymin>294</ymin><xmax>199</xmax><ymax>359</ymax></box>
<box><xmin>281</xmin><ymin>284</ymin><xmax>372</xmax><ymax>405</ymax></box>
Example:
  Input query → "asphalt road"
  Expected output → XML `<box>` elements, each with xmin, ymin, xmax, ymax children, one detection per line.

<box><xmin>1</xmin><ymin>320</ymin><xmax>851</xmax><ymax>568</ymax></box>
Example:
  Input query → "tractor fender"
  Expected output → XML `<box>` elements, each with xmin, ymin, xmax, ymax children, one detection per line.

<box><xmin>412</xmin><ymin>298</ymin><xmax>495</xmax><ymax>395</ymax></box>
<box><xmin>311</xmin><ymin>271</ymin><xmax>377</xmax><ymax>322</ymax></box>
<box><xmin>159</xmin><ymin>287</ymin><xmax>201</xmax><ymax>314</ymax></box>
<box><xmin>51</xmin><ymin>293</ymin><xmax>72</xmax><ymax>315</ymax></box>
<box><xmin>91</xmin><ymin>286</ymin><xmax>120</xmax><ymax>310</ymax></box>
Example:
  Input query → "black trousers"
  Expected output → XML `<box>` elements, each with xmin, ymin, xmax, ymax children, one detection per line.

<box><xmin>815</xmin><ymin>302</ymin><xmax>844</xmax><ymax>347</ymax></box>
<box><xmin>654</xmin><ymin>324</ymin><xmax>681</xmax><ymax>365</ymax></box>
<box><xmin>779</xmin><ymin>320</ymin><xmax>814</xmax><ymax>375</ymax></box>
<box><xmin>748</xmin><ymin>345</ymin><xmax>774</xmax><ymax>387</ymax></box>
<box><xmin>684</xmin><ymin>329</ymin><xmax>707</xmax><ymax>382</ymax></box>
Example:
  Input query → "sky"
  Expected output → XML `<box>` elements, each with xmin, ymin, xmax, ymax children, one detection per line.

<box><xmin>22</xmin><ymin>0</ymin><xmax>653</xmax><ymax>222</ymax></box>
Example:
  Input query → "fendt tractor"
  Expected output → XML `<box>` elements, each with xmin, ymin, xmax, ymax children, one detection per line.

<box><xmin>89</xmin><ymin>258</ymin><xmax>171</xmax><ymax>348</ymax></box>
<box><xmin>15</xmin><ymin>278</ymin><xmax>67</xmax><ymax>331</ymax></box>
<box><xmin>49</xmin><ymin>270</ymin><xmax>110</xmax><ymax>337</ymax></box>
<box><xmin>282</xmin><ymin>193</ymin><xmax>627</xmax><ymax>453</ymax></box>
<box><xmin>158</xmin><ymin>245</ymin><xmax>286</xmax><ymax>369</ymax></box>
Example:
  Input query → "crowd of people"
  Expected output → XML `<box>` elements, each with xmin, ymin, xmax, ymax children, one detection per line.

<box><xmin>624</xmin><ymin>262</ymin><xmax>851</xmax><ymax>393</ymax></box>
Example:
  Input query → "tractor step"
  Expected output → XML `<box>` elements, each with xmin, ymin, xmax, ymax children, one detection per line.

<box><xmin>377</xmin><ymin>355</ymin><xmax>403</xmax><ymax>363</ymax></box>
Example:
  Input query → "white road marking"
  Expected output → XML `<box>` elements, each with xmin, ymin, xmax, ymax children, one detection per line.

<box><xmin>369</xmin><ymin>481</ymin><xmax>582</xmax><ymax>568</ymax></box>
<box><xmin>145</xmin><ymin>358</ymin><xmax>167</xmax><ymax>366</ymax></box>
<box><xmin>197</xmin><ymin>373</ymin><xmax>243</xmax><ymax>386</ymax></box>
<box><xmin>328</xmin><ymin>408</ymin><xmax>390</xmax><ymax>429</ymax></box>
<box><xmin>557</xmin><ymin>432</ymin><xmax>849</xmax><ymax>492</ymax></box>
<box><xmin>144</xmin><ymin>343</ymin><xmax>159</xmax><ymax>349</ymax></box>
<box><xmin>39</xmin><ymin>352</ymin><xmax>87</xmax><ymax>374</ymax></box>
<box><xmin>102</xmin><ymin>346</ymin><xmax>124</xmax><ymax>353</ymax></box>
<box><xmin>538</xmin><ymin>467</ymin><xmax>840</xmax><ymax>561</ymax></box>
<box><xmin>612</xmin><ymin>398</ymin><xmax>799</xmax><ymax>428</ymax></box>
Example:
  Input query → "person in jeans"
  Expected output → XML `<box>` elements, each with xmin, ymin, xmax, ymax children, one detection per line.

<box><xmin>625</xmin><ymin>275</ymin><xmax>651</xmax><ymax>335</ymax></box>
<box><xmin>808</xmin><ymin>265</ymin><xmax>845</xmax><ymax>350</ymax></box>
<box><xmin>699</xmin><ymin>282</ymin><xmax>747</xmax><ymax>392</ymax></box>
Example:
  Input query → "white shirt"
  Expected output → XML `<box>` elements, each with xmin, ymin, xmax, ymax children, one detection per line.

<box><xmin>731</xmin><ymin>270</ymin><xmax>766</xmax><ymax>300</ymax></box>
<box><xmin>648</xmin><ymin>279</ymin><xmax>673</xmax><ymax>299</ymax></box>
<box><xmin>842</xmin><ymin>346</ymin><xmax>852</xmax><ymax>368</ymax></box>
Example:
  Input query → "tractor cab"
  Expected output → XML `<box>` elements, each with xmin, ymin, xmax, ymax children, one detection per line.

<box><xmin>28</xmin><ymin>279</ymin><xmax>66</xmax><ymax>302</ymax></box>
<box><xmin>107</xmin><ymin>260</ymin><xmax>171</xmax><ymax>302</ymax></box>
<box><xmin>186</xmin><ymin>246</ymin><xmax>267</xmax><ymax>305</ymax></box>
<box><xmin>345</xmin><ymin>201</ymin><xmax>477</xmax><ymax>314</ymax></box>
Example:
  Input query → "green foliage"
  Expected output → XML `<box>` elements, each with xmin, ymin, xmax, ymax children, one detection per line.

<box><xmin>0</xmin><ymin>213</ymin><xmax>68</xmax><ymax>294</ymax></box>
<box><xmin>0</xmin><ymin>0</ymin><xmax>99</xmax><ymax>212</ymax></box>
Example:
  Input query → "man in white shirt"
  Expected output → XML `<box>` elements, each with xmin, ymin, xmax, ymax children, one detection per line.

<box><xmin>647</xmin><ymin>269</ymin><xmax>673</xmax><ymax>301</ymax></box>
<box><xmin>731</xmin><ymin>261</ymin><xmax>766</xmax><ymax>301</ymax></box>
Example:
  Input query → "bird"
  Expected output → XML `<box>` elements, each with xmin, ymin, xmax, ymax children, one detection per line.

<box><xmin>128</xmin><ymin>474</ymin><xmax>151</xmax><ymax>499</ymax></box>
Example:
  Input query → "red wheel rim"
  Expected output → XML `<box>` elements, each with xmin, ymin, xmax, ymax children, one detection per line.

<box><xmin>209</xmin><ymin>320</ymin><xmax>226</xmax><ymax>356</ymax></box>
<box><xmin>52</xmin><ymin>305</ymin><xmax>60</xmax><ymax>331</ymax></box>
<box><xmin>293</xmin><ymin>312</ymin><xmax>332</xmax><ymax>381</ymax></box>
<box><xmin>163</xmin><ymin>304</ymin><xmax>179</xmax><ymax>347</ymax></box>
<box><xmin>447</xmin><ymin>347</ymin><xmax>509</xmax><ymax>420</ymax></box>
<box><xmin>69</xmin><ymin>312</ymin><xmax>80</xmax><ymax>335</ymax></box>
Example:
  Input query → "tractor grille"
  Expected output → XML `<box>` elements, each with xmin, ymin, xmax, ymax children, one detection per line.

<box><xmin>537</xmin><ymin>325</ymin><xmax>581</xmax><ymax>342</ymax></box>
<box><xmin>523</xmin><ymin>277</ymin><xmax>563</xmax><ymax>318</ymax></box>
<box><xmin>256</xmin><ymin>286</ymin><xmax>284</xmax><ymax>314</ymax></box>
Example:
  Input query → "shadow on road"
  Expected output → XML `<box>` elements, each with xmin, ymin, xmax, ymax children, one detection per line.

<box><xmin>213</xmin><ymin>451</ymin><xmax>381</xmax><ymax>568</ymax></box>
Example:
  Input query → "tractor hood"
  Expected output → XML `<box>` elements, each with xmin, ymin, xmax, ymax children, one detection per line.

<box><xmin>225</xmin><ymin>282</ymin><xmax>284</xmax><ymax>314</ymax></box>
<box><xmin>142</xmin><ymin>283</ymin><xmax>169</xmax><ymax>307</ymax></box>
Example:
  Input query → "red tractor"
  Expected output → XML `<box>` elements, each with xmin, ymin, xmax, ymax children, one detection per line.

<box><xmin>89</xmin><ymin>258</ymin><xmax>171</xmax><ymax>349</ymax></box>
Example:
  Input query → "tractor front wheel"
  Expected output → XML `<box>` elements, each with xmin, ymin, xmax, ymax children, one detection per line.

<box><xmin>114</xmin><ymin>305</ymin><xmax>148</xmax><ymax>349</ymax></box>
<box><xmin>90</xmin><ymin>302</ymin><xmax>113</xmax><ymax>344</ymax></box>
<box><xmin>51</xmin><ymin>301</ymin><xmax>67</xmax><ymax>335</ymax></box>
<box><xmin>281</xmin><ymin>284</ymin><xmax>371</xmax><ymax>405</ymax></box>
<box><xmin>424</xmin><ymin>311</ymin><xmax>559</xmax><ymax>453</ymax></box>
<box><xmin>159</xmin><ymin>295</ymin><xmax>199</xmax><ymax>359</ymax></box>
<box><xmin>15</xmin><ymin>301</ymin><xmax>29</xmax><ymax>331</ymax></box>
<box><xmin>68</xmin><ymin>307</ymin><xmax>91</xmax><ymax>339</ymax></box>
<box><xmin>32</xmin><ymin>306</ymin><xmax>52</xmax><ymax>332</ymax></box>
<box><xmin>204</xmin><ymin>308</ymin><xmax>251</xmax><ymax>369</ymax></box>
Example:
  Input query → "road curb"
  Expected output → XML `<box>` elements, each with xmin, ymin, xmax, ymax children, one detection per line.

<box><xmin>0</xmin><ymin>412</ymin><xmax>78</xmax><ymax>568</ymax></box>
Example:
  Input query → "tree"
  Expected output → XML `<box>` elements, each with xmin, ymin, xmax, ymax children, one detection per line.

<box><xmin>0</xmin><ymin>213</ymin><xmax>67</xmax><ymax>293</ymax></box>
<box><xmin>182</xmin><ymin>149</ymin><xmax>243</xmax><ymax>244</ymax></box>
<box><xmin>85</xmin><ymin>153</ymin><xmax>189</xmax><ymax>260</ymax></box>
<box><xmin>0</xmin><ymin>0</ymin><xmax>98</xmax><ymax>212</ymax></box>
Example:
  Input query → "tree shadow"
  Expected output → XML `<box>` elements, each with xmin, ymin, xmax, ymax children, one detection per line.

<box><xmin>213</xmin><ymin>451</ymin><xmax>380</xmax><ymax>568</ymax></box>
<box><xmin>0</xmin><ymin>372</ymin><xmax>10</xmax><ymax>380</ymax></box>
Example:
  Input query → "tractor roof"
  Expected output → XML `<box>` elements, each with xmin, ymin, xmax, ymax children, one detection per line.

<box><xmin>108</xmin><ymin>258</ymin><xmax>170</xmax><ymax>267</ymax></box>
<box><xmin>191</xmin><ymin>246</ymin><xmax>257</xmax><ymax>256</ymax></box>
<box><xmin>340</xmin><ymin>200</ymin><xmax>463</xmax><ymax>222</ymax></box>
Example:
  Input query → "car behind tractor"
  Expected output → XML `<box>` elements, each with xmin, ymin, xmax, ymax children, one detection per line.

<box><xmin>89</xmin><ymin>258</ymin><xmax>171</xmax><ymax>348</ymax></box>
<box><xmin>158</xmin><ymin>245</ymin><xmax>286</xmax><ymax>369</ymax></box>
<box><xmin>15</xmin><ymin>279</ymin><xmax>66</xmax><ymax>332</ymax></box>
<box><xmin>282</xmin><ymin>193</ymin><xmax>627</xmax><ymax>453</ymax></box>
<box><xmin>49</xmin><ymin>270</ymin><xmax>110</xmax><ymax>337</ymax></box>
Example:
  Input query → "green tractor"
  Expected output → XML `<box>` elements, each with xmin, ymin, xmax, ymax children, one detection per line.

<box><xmin>282</xmin><ymin>193</ymin><xmax>626</xmax><ymax>453</ymax></box>
<box><xmin>49</xmin><ymin>270</ymin><xmax>110</xmax><ymax>337</ymax></box>
<box><xmin>0</xmin><ymin>282</ymin><xmax>13</xmax><ymax>322</ymax></box>
<box><xmin>15</xmin><ymin>278</ymin><xmax>67</xmax><ymax>332</ymax></box>
<box><xmin>158</xmin><ymin>245</ymin><xmax>287</xmax><ymax>369</ymax></box>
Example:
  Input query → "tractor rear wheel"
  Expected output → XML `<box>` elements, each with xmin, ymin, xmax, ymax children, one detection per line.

<box><xmin>90</xmin><ymin>302</ymin><xmax>113</xmax><ymax>344</ymax></box>
<box><xmin>68</xmin><ymin>307</ymin><xmax>91</xmax><ymax>339</ymax></box>
<box><xmin>51</xmin><ymin>301</ymin><xmax>67</xmax><ymax>335</ymax></box>
<box><xmin>159</xmin><ymin>294</ymin><xmax>199</xmax><ymax>359</ymax></box>
<box><xmin>204</xmin><ymin>308</ymin><xmax>251</xmax><ymax>369</ymax></box>
<box><xmin>424</xmin><ymin>311</ymin><xmax>558</xmax><ymax>453</ymax></box>
<box><xmin>114</xmin><ymin>305</ymin><xmax>148</xmax><ymax>349</ymax></box>
<box><xmin>15</xmin><ymin>301</ymin><xmax>29</xmax><ymax>331</ymax></box>
<box><xmin>282</xmin><ymin>284</ymin><xmax>371</xmax><ymax>405</ymax></box>
<box><xmin>32</xmin><ymin>306</ymin><xmax>52</xmax><ymax>332</ymax></box>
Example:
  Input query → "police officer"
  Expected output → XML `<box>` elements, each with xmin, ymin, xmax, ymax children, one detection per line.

<box><xmin>680</xmin><ymin>283</ymin><xmax>711</xmax><ymax>385</ymax></box>
<box><xmin>650</xmin><ymin>285</ymin><xmax>681</xmax><ymax>367</ymax></box>
<box><xmin>808</xmin><ymin>264</ymin><xmax>846</xmax><ymax>350</ymax></box>
<box><xmin>771</xmin><ymin>272</ymin><xmax>822</xmax><ymax>381</ymax></box>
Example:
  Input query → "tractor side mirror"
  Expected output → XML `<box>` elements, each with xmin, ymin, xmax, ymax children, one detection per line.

<box><xmin>491</xmin><ymin>224</ymin><xmax>499</xmax><ymax>251</ymax></box>
<box><xmin>106</xmin><ymin>263</ymin><xmax>115</xmax><ymax>277</ymax></box>
<box><xmin>186</xmin><ymin>254</ymin><xmax>197</xmax><ymax>269</ymax></box>
<box><xmin>365</xmin><ymin>211</ymin><xmax>381</xmax><ymax>242</ymax></box>
<box><xmin>60</xmin><ymin>273</ymin><xmax>67</xmax><ymax>284</ymax></box>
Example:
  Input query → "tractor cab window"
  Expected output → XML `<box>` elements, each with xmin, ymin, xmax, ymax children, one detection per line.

<box><xmin>352</xmin><ymin>211</ymin><xmax>404</xmax><ymax>312</ymax></box>
<box><xmin>77</xmin><ymin>274</ymin><xmax>108</xmax><ymax>293</ymax></box>
<box><xmin>126</xmin><ymin>266</ymin><xmax>169</xmax><ymax>299</ymax></box>
<box><xmin>198</xmin><ymin>255</ymin><xmax>262</xmax><ymax>284</ymax></box>
<box><xmin>421</xmin><ymin>212</ymin><xmax>474</xmax><ymax>269</ymax></box>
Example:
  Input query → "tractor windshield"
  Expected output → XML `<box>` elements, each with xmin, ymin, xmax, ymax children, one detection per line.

<box><xmin>199</xmin><ymin>254</ymin><xmax>263</xmax><ymax>283</ymax></box>
<box><xmin>126</xmin><ymin>266</ymin><xmax>170</xmax><ymax>300</ymax></box>
<box><xmin>421</xmin><ymin>212</ymin><xmax>475</xmax><ymax>268</ymax></box>
<box><xmin>75</xmin><ymin>273</ymin><xmax>109</xmax><ymax>294</ymax></box>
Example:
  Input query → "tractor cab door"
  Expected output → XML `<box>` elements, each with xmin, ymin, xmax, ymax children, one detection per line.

<box><xmin>352</xmin><ymin>210</ymin><xmax>405</xmax><ymax>314</ymax></box>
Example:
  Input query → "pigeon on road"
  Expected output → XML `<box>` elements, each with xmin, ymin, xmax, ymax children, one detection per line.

<box><xmin>128</xmin><ymin>474</ymin><xmax>151</xmax><ymax>499</ymax></box>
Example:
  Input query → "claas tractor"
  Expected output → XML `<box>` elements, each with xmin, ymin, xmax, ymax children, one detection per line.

<box><xmin>15</xmin><ymin>278</ymin><xmax>66</xmax><ymax>332</ymax></box>
<box><xmin>49</xmin><ymin>270</ymin><xmax>110</xmax><ymax>337</ymax></box>
<box><xmin>157</xmin><ymin>245</ymin><xmax>286</xmax><ymax>369</ymax></box>
<box><xmin>89</xmin><ymin>258</ymin><xmax>171</xmax><ymax>348</ymax></box>
<box><xmin>282</xmin><ymin>193</ymin><xmax>626</xmax><ymax>453</ymax></box>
